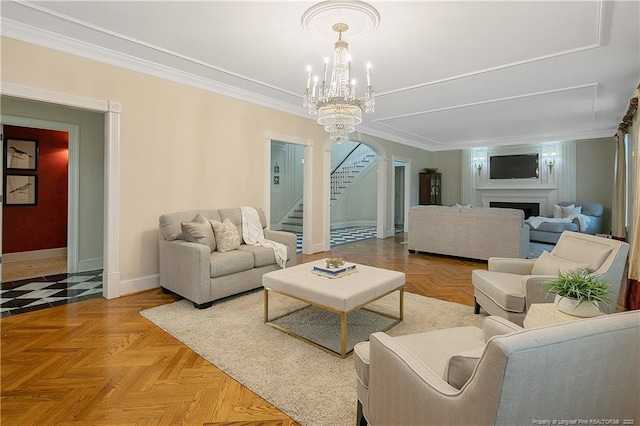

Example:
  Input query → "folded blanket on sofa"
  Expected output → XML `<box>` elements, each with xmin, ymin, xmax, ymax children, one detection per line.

<box><xmin>241</xmin><ymin>206</ymin><xmax>287</xmax><ymax>268</ymax></box>
<box><xmin>527</xmin><ymin>214</ymin><xmax>591</xmax><ymax>232</ymax></box>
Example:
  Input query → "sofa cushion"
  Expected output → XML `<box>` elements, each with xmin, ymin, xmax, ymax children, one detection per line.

<box><xmin>472</xmin><ymin>270</ymin><xmax>526</xmax><ymax>312</ymax></box>
<box><xmin>181</xmin><ymin>214</ymin><xmax>216</xmax><ymax>252</ymax></box>
<box><xmin>353</xmin><ymin>326</ymin><xmax>484</xmax><ymax>392</ymax></box>
<box><xmin>552</xmin><ymin>236</ymin><xmax>612</xmax><ymax>272</ymax></box>
<box><xmin>238</xmin><ymin>245</ymin><xmax>279</xmax><ymax>267</ymax></box>
<box><xmin>531</xmin><ymin>251</ymin><xmax>588</xmax><ymax>275</ymax></box>
<box><xmin>561</xmin><ymin>204</ymin><xmax>582</xmax><ymax>217</ymax></box>
<box><xmin>209</xmin><ymin>249</ymin><xmax>255</xmax><ymax>278</ymax></box>
<box><xmin>211</xmin><ymin>219</ymin><xmax>241</xmax><ymax>252</ymax></box>
<box><xmin>534</xmin><ymin>222</ymin><xmax>579</xmax><ymax>233</ymax></box>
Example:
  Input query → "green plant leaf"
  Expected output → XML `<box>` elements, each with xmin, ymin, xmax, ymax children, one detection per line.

<box><xmin>542</xmin><ymin>269</ymin><xmax>612</xmax><ymax>307</ymax></box>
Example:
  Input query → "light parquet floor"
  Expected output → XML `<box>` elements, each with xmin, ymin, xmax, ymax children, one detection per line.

<box><xmin>0</xmin><ymin>234</ymin><xmax>501</xmax><ymax>424</ymax></box>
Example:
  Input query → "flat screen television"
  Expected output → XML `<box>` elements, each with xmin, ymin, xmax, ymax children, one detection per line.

<box><xmin>489</xmin><ymin>153</ymin><xmax>539</xmax><ymax>179</ymax></box>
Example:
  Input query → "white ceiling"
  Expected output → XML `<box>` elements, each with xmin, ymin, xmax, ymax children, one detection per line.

<box><xmin>1</xmin><ymin>1</ymin><xmax>638</xmax><ymax>151</ymax></box>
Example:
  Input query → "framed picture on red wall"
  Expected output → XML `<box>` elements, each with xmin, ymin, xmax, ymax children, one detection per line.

<box><xmin>4</xmin><ymin>174</ymin><xmax>37</xmax><ymax>206</ymax></box>
<box><xmin>5</xmin><ymin>138</ymin><xmax>38</xmax><ymax>170</ymax></box>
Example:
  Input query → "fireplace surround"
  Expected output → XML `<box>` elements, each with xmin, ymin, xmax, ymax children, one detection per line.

<box><xmin>490</xmin><ymin>202</ymin><xmax>540</xmax><ymax>219</ymax></box>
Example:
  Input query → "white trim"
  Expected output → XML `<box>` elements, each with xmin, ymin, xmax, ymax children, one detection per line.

<box><xmin>104</xmin><ymin>102</ymin><xmax>121</xmax><ymax>299</ymax></box>
<box><xmin>77</xmin><ymin>257</ymin><xmax>103</xmax><ymax>273</ymax></box>
<box><xmin>0</xmin><ymin>114</ymin><xmax>81</xmax><ymax>273</ymax></box>
<box><xmin>2</xmin><ymin>19</ymin><xmax>305</xmax><ymax>118</ymax></box>
<box><xmin>1</xmin><ymin>83</ymin><xmax>121</xmax><ymax>299</ymax></box>
<box><xmin>323</xmin><ymin>142</ymin><xmax>332</xmax><ymax>251</ymax></box>
<box><xmin>392</xmin><ymin>156</ymin><xmax>412</xmax><ymax>233</ymax></box>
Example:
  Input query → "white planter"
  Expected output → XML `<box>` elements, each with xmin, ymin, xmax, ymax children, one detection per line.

<box><xmin>554</xmin><ymin>294</ymin><xmax>602</xmax><ymax>318</ymax></box>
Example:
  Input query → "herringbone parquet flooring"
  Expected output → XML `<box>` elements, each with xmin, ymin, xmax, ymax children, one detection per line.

<box><xmin>0</xmin><ymin>234</ymin><xmax>485</xmax><ymax>425</ymax></box>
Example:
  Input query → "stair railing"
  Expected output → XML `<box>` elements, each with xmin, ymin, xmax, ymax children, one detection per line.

<box><xmin>330</xmin><ymin>144</ymin><xmax>377</xmax><ymax>204</ymax></box>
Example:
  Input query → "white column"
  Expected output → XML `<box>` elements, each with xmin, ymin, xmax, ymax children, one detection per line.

<box><xmin>103</xmin><ymin>101</ymin><xmax>121</xmax><ymax>299</ymax></box>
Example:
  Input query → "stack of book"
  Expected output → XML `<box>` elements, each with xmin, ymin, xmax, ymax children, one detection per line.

<box><xmin>312</xmin><ymin>262</ymin><xmax>358</xmax><ymax>279</ymax></box>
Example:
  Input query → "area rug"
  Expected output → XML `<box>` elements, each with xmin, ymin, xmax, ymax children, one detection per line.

<box><xmin>140</xmin><ymin>290</ymin><xmax>484</xmax><ymax>426</ymax></box>
<box><xmin>529</xmin><ymin>241</ymin><xmax>555</xmax><ymax>259</ymax></box>
<box><xmin>270</xmin><ymin>304</ymin><xmax>398</xmax><ymax>355</ymax></box>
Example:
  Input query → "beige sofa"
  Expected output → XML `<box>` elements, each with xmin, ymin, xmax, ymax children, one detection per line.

<box><xmin>408</xmin><ymin>206</ymin><xmax>529</xmax><ymax>260</ymax></box>
<box><xmin>159</xmin><ymin>207</ymin><xmax>297</xmax><ymax>308</ymax></box>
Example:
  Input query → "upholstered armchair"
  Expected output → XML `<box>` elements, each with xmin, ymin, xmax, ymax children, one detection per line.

<box><xmin>354</xmin><ymin>311</ymin><xmax>639</xmax><ymax>426</ymax></box>
<box><xmin>472</xmin><ymin>231</ymin><xmax>629</xmax><ymax>326</ymax></box>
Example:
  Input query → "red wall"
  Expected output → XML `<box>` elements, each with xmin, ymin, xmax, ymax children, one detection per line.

<box><xmin>3</xmin><ymin>125</ymin><xmax>69</xmax><ymax>254</ymax></box>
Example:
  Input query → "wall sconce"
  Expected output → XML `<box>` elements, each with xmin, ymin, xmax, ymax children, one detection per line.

<box><xmin>543</xmin><ymin>152</ymin><xmax>556</xmax><ymax>174</ymax></box>
<box><xmin>473</xmin><ymin>156</ymin><xmax>484</xmax><ymax>176</ymax></box>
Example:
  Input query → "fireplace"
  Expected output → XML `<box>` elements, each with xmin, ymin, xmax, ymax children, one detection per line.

<box><xmin>490</xmin><ymin>202</ymin><xmax>540</xmax><ymax>219</ymax></box>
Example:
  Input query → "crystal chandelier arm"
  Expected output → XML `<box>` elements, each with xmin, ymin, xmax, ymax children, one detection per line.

<box><xmin>303</xmin><ymin>22</ymin><xmax>374</xmax><ymax>141</ymax></box>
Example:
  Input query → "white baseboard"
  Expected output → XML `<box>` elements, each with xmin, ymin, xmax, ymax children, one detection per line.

<box><xmin>120</xmin><ymin>274</ymin><xmax>160</xmax><ymax>296</ymax></box>
<box><xmin>3</xmin><ymin>248</ymin><xmax>67</xmax><ymax>263</ymax></box>
<box><xmin>77</xmin><ymin>258</ymin><xmax>104</xmax><ymax>273</ymax></box>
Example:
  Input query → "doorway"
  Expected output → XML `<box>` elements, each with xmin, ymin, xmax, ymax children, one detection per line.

<box><xmin>265</xmin><ymin>133</ymin><xmax>312</xmax><ymax>254</ymax></box>
<box><xmin>0</xmin><ymin>83</ymin><xmax>119</xmax><ymax>301</ymax></box>
<box><xmin>270</xmin><ymin>141</ymin><xmax>304</xmax><ymax>253</ymax></box>
<box><xmin>2</xmin><ymin>125</ymin><xmax>70</xmax><ymax>281</ymax></box>
<box><xmin>392</xmin><ymin>157</ymin><xmax>411</xmax><ymax>233</ymax></box>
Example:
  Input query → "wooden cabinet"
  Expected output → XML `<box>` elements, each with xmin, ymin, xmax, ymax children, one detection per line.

<box><xmin>419</xmin><ymin>172</ymin><xmax>441</xmax><ymax>205</ymax></box>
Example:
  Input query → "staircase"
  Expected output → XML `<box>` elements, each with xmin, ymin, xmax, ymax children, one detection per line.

<box><xmin>280</xmin><ymin>144</ymin><xmax>377</xmax><ymax>233</ymax></box>
<box><xmin>330</xmin><ymin>144</ymin><xmax>377</xmax><ymax>207</ymax></box>
<box><xmin>281</xmin><ymin>202</ymin><xmax>304</xmax><ymax>233</ymax></box>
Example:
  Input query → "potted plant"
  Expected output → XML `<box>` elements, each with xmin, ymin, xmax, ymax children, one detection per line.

<box><xmin>542</xmin><ymin>270</ymin><xmax>612</xmax><ymax>317</ymax></box>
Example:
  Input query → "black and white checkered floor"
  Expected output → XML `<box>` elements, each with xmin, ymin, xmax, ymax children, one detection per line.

<box><xmin>1</xmin><ymin>270</ymin><xmax>103</xmax><ymax>318</ymax></box>
<box><xmin>295</xmin><ymin>225</ymin><xmax>405</xmax><ymax>253</ymax></box>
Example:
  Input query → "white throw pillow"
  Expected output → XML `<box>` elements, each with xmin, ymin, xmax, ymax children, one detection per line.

<box><xmin>210</xmin><ymin>218</ymin><xmax>241</xmax><ymax>252</ymax></box>
<box><xmin>531</xmin><ymin>251</ymin><xmax>588</xmax><ymax>275</ymax></box>
<box><xmin>552</xmin><ymin>204</ymin><xmax>564</xmax><ymax>218</ymax></box>
<box><xmin>561</xmin><ymin>204</ymin><xmax>582</xmax><ymax>217</ymax></box>
<box><xmin>181</xmin><ymin>213</ymin><xmax>216</xmax><ymax>252</ymax></box>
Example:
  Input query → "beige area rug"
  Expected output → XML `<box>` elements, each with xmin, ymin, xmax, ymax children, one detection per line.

<box><xmin>141</xmin><ymin>289</ymin><xmax>484</xmax><ymax>426</ymax></box>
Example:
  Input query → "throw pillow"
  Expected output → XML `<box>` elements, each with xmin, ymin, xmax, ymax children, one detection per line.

<box><xmin>445</xmin><ymin>347</ymin><xmax>484</xmax><ymax>390</ymax></box>
<box><xmin>210</xmin><ymin>219</ymin><xmax>241</xmax><ymax>252</ymax></box>
<box><xmin>531</xmin><ymin>251</ymin><xmax>588</xmax><ymax>275</ymax></box>
<box><xmin>561</xmin><ymin>204</ymin><xmax>582</xmax><ymax>217</ymax></box>
<box><xmin>552</xmin><ymin>204</ymin><xmax>564</xmax><ymax>218</ymax></box>
<box><xmin>181</xmin><ymin>213</ymin><xmax>216</xmax><ymax>252</ymax></box>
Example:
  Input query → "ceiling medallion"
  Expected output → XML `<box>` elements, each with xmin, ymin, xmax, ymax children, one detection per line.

<box><xmin>302</xmin><ymin>1</ymin><xmax>380</xmax><ymax>41</ymax></box>
<box><xmin>302</xmin><ymin>1</ymin><xmax>378</xmax><ymax>143</ymax></box>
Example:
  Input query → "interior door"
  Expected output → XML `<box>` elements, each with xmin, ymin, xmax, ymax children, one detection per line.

<box><xmin>394</xmin><ymin>165</ymin><xmax>405</xmax><ymax>227</ymax></box>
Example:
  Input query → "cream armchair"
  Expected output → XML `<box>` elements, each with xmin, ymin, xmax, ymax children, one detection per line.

<box><xmin>472</xmin><ymin>231</ymin><xmax>629</xmax><ymax>326</ymax></box>
<box><xmin>354</xmin><ymin>311</ymin><xmax>639</xmax><ymax>426</ymax></box>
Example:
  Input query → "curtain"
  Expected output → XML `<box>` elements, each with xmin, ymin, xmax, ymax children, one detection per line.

<box><xmin>625</xmin><ymin>105</ymin><xmax>640</xmax><ymax>310</ymax></box>
<box><xmin>612</xmin><ymin>130</ymin><xmax>627</xmax><ymax>239</ymax></box>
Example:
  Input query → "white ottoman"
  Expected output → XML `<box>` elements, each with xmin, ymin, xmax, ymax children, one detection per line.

<box><xmin>263</xmin><ymin>260</ymin><xmax>405</xmax><ymax>358</ymax></box>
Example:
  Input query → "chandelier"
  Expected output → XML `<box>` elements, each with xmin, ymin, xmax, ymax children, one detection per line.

<box><xmin>303</xmin><ymin>23</ymin><xmax>374</xmax><ymax>143</ymax></box>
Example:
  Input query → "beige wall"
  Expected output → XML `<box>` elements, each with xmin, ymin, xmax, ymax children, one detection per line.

<box><xmin>432</xmin><ymin>150</ymin><xmax>462</xmax><ymax>206</ymax></box>
<box><xmin>576</xmin><ymin>137</ymin><xmax>616</xmax><ymax>232</ymax></box>
<box><xmin>0</xmin><ymin>37</ymin><xmax>432</xmax><ymax>288</ymax></box>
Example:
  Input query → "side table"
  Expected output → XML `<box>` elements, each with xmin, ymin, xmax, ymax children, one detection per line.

<box><xmin>523</xmin><ymin>303</ymin><xmax>602</xmax><ymax>328</ymax></box>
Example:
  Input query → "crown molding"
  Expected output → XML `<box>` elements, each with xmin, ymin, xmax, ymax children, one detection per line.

<box><xmin>1</xmin><ymin>18</ymin><xmax>309</xmax><ymax>120</ymax></box>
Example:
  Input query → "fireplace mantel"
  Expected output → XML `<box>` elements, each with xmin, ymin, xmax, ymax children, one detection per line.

<box><xmin>477</xmin><ymin>185</ymin><xmax>558</xmax><ymax>216</ymax></box>
<box><xmin>476</xmin><ymin>185</ymin><xmax>556</xmax><ymax>191</ymax></box>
